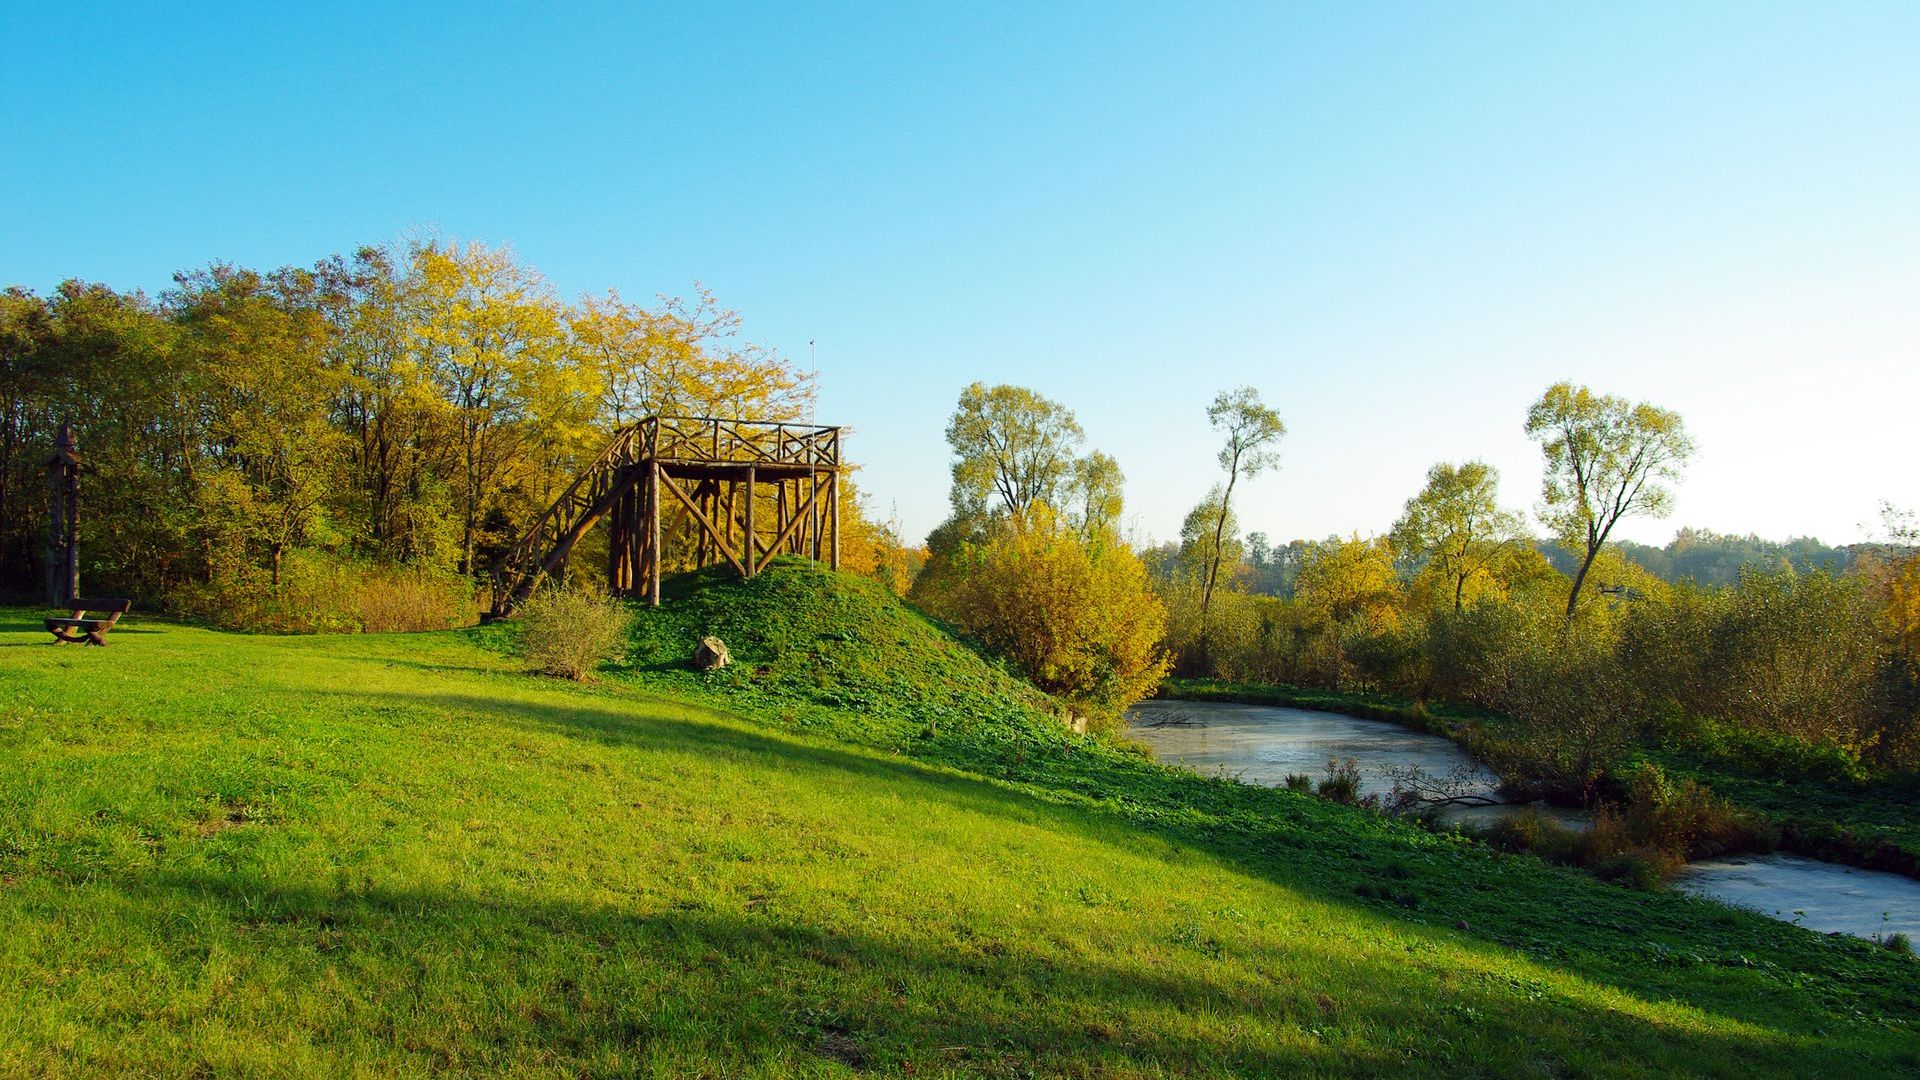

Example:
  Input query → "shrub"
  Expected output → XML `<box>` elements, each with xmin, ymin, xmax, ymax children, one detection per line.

<box><xmin>170</xmin><ymin>551</ymin><xmax>475</xmax><ymax>633</ymax></box>
<box><xmin>1283</xmin><ymin>773</ymin><xmax>1314</xmax><ymax>793</ymax></box>
<box><xmin>519</xmin><ymin>588</ymin><xmax>632</xmax><ymax>681</ymax></box>
<box><xmin>1317</xmin><ymin>757</ymin><xmax>1365</xmax><ymax>805</ymax></box>
<box><xmin>912</xmin><ymin>505</ymin><xmax>1170</xmax><ymax>717</ymax></box>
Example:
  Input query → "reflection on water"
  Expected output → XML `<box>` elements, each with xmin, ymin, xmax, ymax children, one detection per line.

<box><xmin>1675</xmin><ymin>854</ymin><xmax>1920</xmax><ymax>939</ymax></box>
<box><xmin>1126</xmin><ymin>699</ymin><xmax>1496</xmax><ymax>802</ymax></box>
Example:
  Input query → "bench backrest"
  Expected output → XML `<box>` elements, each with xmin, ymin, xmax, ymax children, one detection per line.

<box><xmin>68</xmin><ymin>597</ymin><xmax>133</xmax><ymax>621</ymax></box>
<box><xmin>69</xmin><ymin>597</ymin><xmax>133</xmax><ymax>613</ymax></box>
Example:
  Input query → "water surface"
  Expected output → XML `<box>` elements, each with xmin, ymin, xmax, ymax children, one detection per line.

<box><xmin>1126</xmin><ymin>699</ymin><xmax>1496</xmax><ymax>802</ymax></box>
<box><xmin>1674</xmin><ymin>854</ymin><xmax>1920</xmax><ymax>940</ymax></box>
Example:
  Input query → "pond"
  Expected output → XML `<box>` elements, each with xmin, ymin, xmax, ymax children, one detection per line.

<box><xmin>1128</xmin><ymin>698</ymin><xmax>1920</xmax><ymax>941</ymax></box>
<box><xmin>1126</xmin><ymin>699</ymin><xmax>1496</xmax><ymax>802</ymax></box>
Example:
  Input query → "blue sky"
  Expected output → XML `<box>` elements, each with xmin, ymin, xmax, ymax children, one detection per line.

<box><xmin>5</xmin><ymin>2</ymin><xmax>1917</xmax><ymax>547</ymax></box>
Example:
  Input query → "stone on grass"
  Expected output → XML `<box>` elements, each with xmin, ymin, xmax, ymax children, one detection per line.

<box><xmin>693</xmin><ymin>636</ymin><xmax>731</xmax><ymax>672</ymax></box>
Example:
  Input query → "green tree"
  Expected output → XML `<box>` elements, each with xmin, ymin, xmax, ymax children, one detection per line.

<box><xmin>1391</xmin><ymin>460</ymin><xmax>1523</xmax><ymax>612</ymax></box>
<box><xmin>943</xmin><ymin>383</ymin><xmax>1084</xmax><ymax>518</ymax></box>
<box><xmin>1526</xmin><ymin>382</ymin><xmax>1693</xmax><ymax>619</ymax></box>
<box><xmin>0</xmin><ymin>289</ymin><xmax>54</xmax><ymax>580</ymax></box>
<box><xmin>171</xmin><ymin>264</ymin><xmax>350</xmax><ymax>585</ymax></box>
<box><xmin>316</xmin><ymin>246</ymin><xmax>456</xmax><ymax>565</ymax></box>
<box><xmin>1071</xmin><ymin>450</ymin><xmax>1125</xmax><ymax>542</ymax></box>
<box><xmin>1198</xmin><ymin>387</ymin><xmax>1285</xmax><ymax>669</ymax></box>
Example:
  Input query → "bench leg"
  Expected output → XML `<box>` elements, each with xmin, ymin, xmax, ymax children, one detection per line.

<box><xmin>86</xmin><ymin>631</ymin><xmax>107</xmax><ymax>647</ymax></box>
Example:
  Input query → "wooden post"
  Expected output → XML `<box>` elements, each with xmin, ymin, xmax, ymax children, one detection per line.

<box><xmin>636</xmin><ymin>469</ymin><xmax>652</xmax><ymax>599</ymax></box>
<box><xmin>829</xmin><ymin>471</ymin><xmax>840</xmax><ymax>571</ymax></box>
<box><xmin>744</xmin><ymin>466</ymin><xmax>757</xmax><ymax>577</ymax></box>
<box><xmin>608</xmin><ymin>486</ymin><xmax>624</xmax><ymax>592</ymax></box>
<box><xmin>725</xmin><ymin>481</ymin><xmax>738</xmax><ymax>572</ymax></box>
<box><xmin>810</xmin><ymin>473</ymin><xmax>823</xmax><ymax>562</ymax></box>
<box><xmin>649</xmin><ymin>461</ymin><xmax>661</xmax><ymax>607</ymax></box>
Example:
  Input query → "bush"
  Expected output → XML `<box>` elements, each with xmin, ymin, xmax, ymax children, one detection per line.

<box><xmin>170</xmin><ymin>551</ymin><xmax>475</xmax><ymax>633</ymax></box>
<box><xmin>912</xmin><ymin>505</ymin><xmax>1170</xmax><ymax>717</ymax></box>
<box><xmin>519</xmin><ymin>588</ymin><xmax>632</xmax><ymax>681</ymax></box>
<box><xmin>1317</xmin><ymin>757</ymin><xmax>1365</xmax><ymax>806</ymax></box>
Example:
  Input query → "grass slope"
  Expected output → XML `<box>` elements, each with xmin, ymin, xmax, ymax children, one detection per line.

<box><xmin>0</xmin><ymin>567</ymin><xmax>1910</xmax><ymax>1077</ymax></box>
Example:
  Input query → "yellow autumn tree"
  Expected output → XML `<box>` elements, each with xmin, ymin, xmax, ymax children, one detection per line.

<box><xmin>920</xmin><ymin>504</ymin><xmax>1169</xmax><ymax>719</ymax></box>
<box><xmin>1292</xmin><ymin>535</ymin><xmax>1404</xmax><ymax>689</ymax></box>
<box><xmin>570</xmin><ymin>285</ymin><xmax>814</xmax><ymax>425</ymax></box>
<box><xmin>409</xmin><ymin>240</ymin><xmax>575</xmax><ymax>574</ymax></box>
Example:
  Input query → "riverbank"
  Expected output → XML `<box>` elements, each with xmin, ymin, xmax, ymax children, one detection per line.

<box><xmin>1130</xmin><ymin>699</ymin><xmax>1920</xmax><ymax>942</ymax></box>
<box><xmin>1159</xmin><ymin>677</ymin><xmax>1920</xmax><ymax>882</ymax></box>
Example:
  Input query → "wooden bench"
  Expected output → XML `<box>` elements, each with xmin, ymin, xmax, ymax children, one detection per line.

<box><xmin>45</xmin><ymin>597</ymin><xmax>133</xmax><ymax>646</ymax></box>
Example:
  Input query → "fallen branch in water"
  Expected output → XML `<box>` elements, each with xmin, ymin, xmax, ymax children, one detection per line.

<box><xmin>1380</xmin><ymin>762</ymin><xmax>1504</xmax><ymax>814</ymax></box>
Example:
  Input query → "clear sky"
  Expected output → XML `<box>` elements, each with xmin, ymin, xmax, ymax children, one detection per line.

<box><xmin>5</xmin><ymin>2</ymin><xmax>1916</xmax><ymax>548</ymax></box>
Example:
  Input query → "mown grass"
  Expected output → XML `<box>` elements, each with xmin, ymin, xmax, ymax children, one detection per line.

<box><xmin>0</xmin><ymin>570</ymin><xmax>1916</xmax><ymax>1076</ymax></box>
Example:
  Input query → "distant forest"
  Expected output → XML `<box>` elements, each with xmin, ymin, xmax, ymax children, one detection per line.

<box><xmin>1170</xmin><ymin>527</ymin><xmax>1896</xmax><ymax>600</ymax></box>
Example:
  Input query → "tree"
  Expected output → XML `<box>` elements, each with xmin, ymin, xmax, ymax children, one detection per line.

<box><xmin>1391</xmin><ymin>460</ymin><xmax>1523</xmax><ymax>612</ymax></box>
<box><xmin>410</xmin><ymin>241</ymin><xmax>571</xmax><ymax>575</ymax></box>
<box><xmin>0</xmin><ymin>289</ymin><xmax>54</xmax><ymax>581</ymax></box>
<box><xmin>316</xmin><ymin>246</ymin><xmax>456</xmax><ymax>564</ymax></box>
<box><xmin>1526</xmin><ymin>382</ymin><xmax>1693</xmax><ymax>619</ymax></box>
<box><xmin>1877</xmin><ymin>503</ymin><xmax>1920</xmax><ymax>674</ymax></box>
<box><xmin>169</xmin><ymin>264</ymin><xmax>345</xmax><ymax>585</ymax></box>
<box><xmin>943</xmin><ymin>383</ymin><xmax>1084</xmax><ymax>518</ymax></box>
<box><xmin>1071</xmin><ymin>450</ymin><xmax>1125</xmax><ymax>541</ymax></box>
<box><xmin>571</xmin><ymin>284</ymin><xmax>813</xmax><ymax>427</ymax></box>
<box><xmin>1198</xmin><ymin>387</ymin><xmax>1285</xmax><ymax>668</ymax></box>
<box><xmin>1177</xmin><ymin>488</ymin><xmax>1242</xmax><ymax>584</ymax></box>
<box><xmin>1292</xmin><ymin>535</ymin><xmax>1403</xmax><ymax>690</ymax></box>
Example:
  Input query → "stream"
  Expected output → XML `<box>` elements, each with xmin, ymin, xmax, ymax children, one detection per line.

<box><xmin>1127</xmin><ymin>698</ymin><xmax>1920</xmax><ymax>941</ymax></box>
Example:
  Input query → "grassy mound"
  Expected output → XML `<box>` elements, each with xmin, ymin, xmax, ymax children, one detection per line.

<box><xmin>622</xmin><ymin>558</ymin><xmax>1069</xmax><ymax>751</ymax></box>
<box><xmin>0</xmin><ymin>582</ymin><xmax>1916</xmax><ymax>1076</ymax></box>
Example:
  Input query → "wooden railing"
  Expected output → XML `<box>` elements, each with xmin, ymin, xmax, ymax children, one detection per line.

<box><xmin>643</xmin><ymin>416</ymin><xmax>840</xmax><ymax>469</ymax></box>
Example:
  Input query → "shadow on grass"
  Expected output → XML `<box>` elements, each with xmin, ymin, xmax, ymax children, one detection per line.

<box><xmin>332</xmin><ymin>685</ymin><xmax>1920</xmax><ymax>1052</ymax></box>
<box><xmin>16</xmin><ymin>864</ymin><xmax>1875</xmax><ymax>1077</ymax></box>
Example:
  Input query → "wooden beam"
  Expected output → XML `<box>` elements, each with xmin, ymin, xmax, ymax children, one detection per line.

<box><xmin>745</xmin><ymin>466</ymin><xmax>757</xmax><ymax>577</ymax></box>
<box><xmin>829</xmin><ymin>471</ymin><xmax>840</xmax><ymax>571</ymax></box>
<box><xmin>762</xmin><ymin>474</ymin><xmax>823</xmax><ymax>563</ymax></box>
<box><xmin>649</xmin><ymin>461</ymin><xmax>661</xmax><ymax>606</ymax></box>
<box><xmin>659</xmin><ymin>470</ymin><xmax>747</xmax><ymax>577</ymax></box>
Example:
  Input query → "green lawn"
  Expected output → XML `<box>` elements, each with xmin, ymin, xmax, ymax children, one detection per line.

<box><xmin>1</xmin><ymin>572</ymin><xmax>1917</xmax><ymax>1077</ymax></box>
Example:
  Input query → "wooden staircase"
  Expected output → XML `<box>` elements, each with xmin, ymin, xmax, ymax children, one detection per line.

<box><xmin>487</xmin><ymin>426</ymin><xmax>644</xmax><ymax>619</ymax></box>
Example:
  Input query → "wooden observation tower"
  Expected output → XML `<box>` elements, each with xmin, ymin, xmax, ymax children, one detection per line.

<box><xmin>490</xmin><ymin>416</ymin><xmax>842</xmax><ymax>618</ymax></box>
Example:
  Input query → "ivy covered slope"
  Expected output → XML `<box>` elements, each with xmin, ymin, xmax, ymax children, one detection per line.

<box><xmin>0</xmin><ymin>573</ymin><xmax>1909</xmax><ymax>1077</ymax></box>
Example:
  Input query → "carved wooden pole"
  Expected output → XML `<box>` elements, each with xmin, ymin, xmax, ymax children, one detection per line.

<box><xmin>44</xmin><ymin>423</ymin><xmax>80</xmax><ymax>606</ymax></box>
